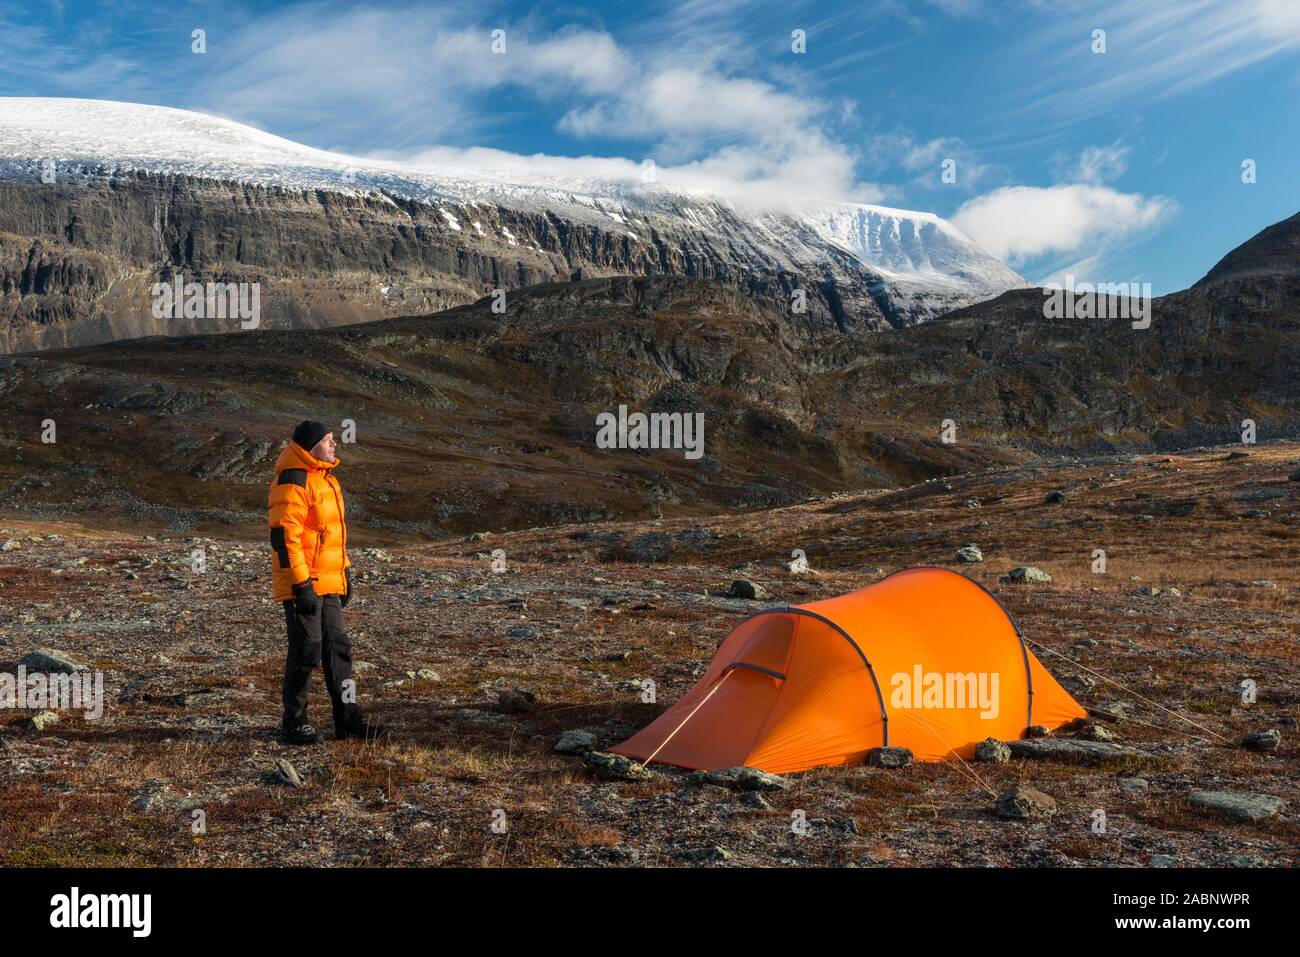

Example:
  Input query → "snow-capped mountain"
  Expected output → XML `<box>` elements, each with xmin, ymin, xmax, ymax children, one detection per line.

<box><xmin>0</xmin><ymin>98</ymin><xmax>1025</xmax><ymax>352</ymax></box>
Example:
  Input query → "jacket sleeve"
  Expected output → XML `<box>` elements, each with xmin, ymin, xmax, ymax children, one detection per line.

<box><xmin>269</xmin><ymin>480</ymin><xmax>312</xmax><ymax>586</ymax></box>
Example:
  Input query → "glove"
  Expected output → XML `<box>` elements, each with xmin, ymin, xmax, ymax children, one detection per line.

<box><xmin>291</xmin><ymin>580</ymin><xmax>321</xmax><ymax>616</ymax></box>
<box><xmin>340</xmin><ymin>567</ymin><xmax>353</xmax><ymax>608</ymax></box>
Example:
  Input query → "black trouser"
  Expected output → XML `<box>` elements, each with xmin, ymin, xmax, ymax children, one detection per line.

<box><xmin>282</xmin><ymin>594</ymin><xmax>359</xmax><ymax>732</ymax></box>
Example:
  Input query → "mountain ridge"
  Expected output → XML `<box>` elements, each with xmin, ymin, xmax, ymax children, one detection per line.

<box><xmin>0</xmin><ymin>97</ymin><xmax>1025</xmax><ymax>352</ymax></box>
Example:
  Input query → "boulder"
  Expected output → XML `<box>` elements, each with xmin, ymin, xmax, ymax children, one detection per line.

<box><xmin>18</xmin><ymin>648</ymin><xmax>87</xmax><ymax>673</ymax></box>
<box><xmin>1007</xmin><ymin>738</ymin><xmax>1146</xmax><ymax>764</ymax></box>
<box><xmin>273</xmin><ymin>758</ymin><xmax>304</xmax><ymax>788</ymax></box>
<box><xmin>706</xmin><ymin>766</ymin><xmax>791</xmax><ymax>791</ymax></box>
<box><xmin>497</xmin><ymin>688</ymin><xmax>537</xmax><ymax>713</ymax></box>
<box><xmin>1004</xmin><ymin>567</ymin><xmax>1052</xmax><ymax>584</ymax></box>
<box><xmin>955</xmin><ymin>544</ymin><xmax>983</xmax><ymax>564</ymax></box>
<box><xmin>974</xmin><ymin>738</ymin><xmax>1011</xmax><ymax>763</ymax></box>
<box><xmin>1241</xmin><ymin>729</ymin><xmax>1281</xmax><ymax>752</ymax></box>
<box><xmin>728</xmin><ymin>579</ymin><xmax>769</xmax><ymax>600</ymax></box>
<box><xmin>996</xmin><ymin>784</ymin><xmax>1057</xmax><ymax>820</ymax></box>
<box><xmin>582</xmin><ymin>751</ymin><xmax>652</xmax><ymax>781</ymax></box>
<box><xmin>28</xmin><ymin>710</ymin><xmax>60</xmax><ymax>731</ymax></box>
<box><xmin>553</xmin><ymin>729</ymin><xmax>597</xmax><ymax>754</ymax></box>
<box><xmin>1188</xmin><ymin>790</ymin><xmax>1286</xmax><ymax>821</ymax></box>
<box><xmin>867</xmin><ymin>746</ymin><xmax>914</xmax><ymax>768</ymax></box>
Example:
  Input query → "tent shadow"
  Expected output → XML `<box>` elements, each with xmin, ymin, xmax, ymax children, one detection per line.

<box><xmin>364</xmin><ymin>699</ymin><xmax>663</xmax><ymax>756</ymax></box>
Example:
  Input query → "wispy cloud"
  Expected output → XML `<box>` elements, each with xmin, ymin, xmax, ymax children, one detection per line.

<box><xmin>1017</xmin><ymin>0</ymin><xmax>1300</xmax><ymax>119</ymax></box>
<box><xmin>1049</xmin><ymin>140</ymin><xmax>1129</xmax><ymax>184</ymax></box>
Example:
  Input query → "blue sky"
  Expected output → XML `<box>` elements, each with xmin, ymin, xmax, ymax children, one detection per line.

<box><xmin>4</xmin><ymin>0</ymin><xmax>1299</xmax><ymax>292</ymax></box>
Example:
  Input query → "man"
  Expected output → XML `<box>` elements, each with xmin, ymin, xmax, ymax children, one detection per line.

<box><xmin>268</xmin><ymin>420</ymin><xmax>380</xmax><ymax>744</ymax></box>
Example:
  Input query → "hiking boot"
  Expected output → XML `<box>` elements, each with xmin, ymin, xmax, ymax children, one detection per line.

<box><xmin>281</xmin><ymin>721</ymin><xmax>324</xmax><ymax>745</ymax></box>
<box><xmin>336</xmin><ymin>716</ymin><xmax>389</xmax><ymax>742</ymax></box>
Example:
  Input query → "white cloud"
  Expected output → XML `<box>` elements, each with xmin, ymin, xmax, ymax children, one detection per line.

<box><xmin>951</xmin><ymin>183</ymin><xmax>1176</xmax><ymax>264</ymax></box>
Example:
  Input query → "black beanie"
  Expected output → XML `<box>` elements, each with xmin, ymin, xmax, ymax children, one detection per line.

<box><xmin>292</xmin><ymin>420</ymin><xmax>329</xmax><ymax>451</ymax></box>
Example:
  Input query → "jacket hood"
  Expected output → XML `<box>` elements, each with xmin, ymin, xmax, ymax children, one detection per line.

<box><xmin>274</xmin><ymin>440</ymin><xmax>339</xmax><ymax>474</ymax></box>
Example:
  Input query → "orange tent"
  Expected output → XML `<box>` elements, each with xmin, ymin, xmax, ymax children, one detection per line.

<box><xmin>612</xmin><ymin>567</ymin><xmax>1086</xmax><ymax>774</ymax></box>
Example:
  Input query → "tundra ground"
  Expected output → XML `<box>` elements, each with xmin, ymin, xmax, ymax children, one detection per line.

<box><xmin>0</xmin><ymin>443</ymin><xmax>1296</xmax><ymax>867</ymax></box>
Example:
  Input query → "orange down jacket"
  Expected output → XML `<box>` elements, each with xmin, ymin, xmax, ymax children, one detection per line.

<box><xmin>267</xmin><ymin>441</ymin><xmax>350</xmax><ymax>601</ymax></box>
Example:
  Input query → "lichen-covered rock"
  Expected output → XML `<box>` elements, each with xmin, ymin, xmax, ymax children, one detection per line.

<box><xmin>706</xmin><ymin>766</ymin><xmax>791</xmax><ymax>791</ymax></box>
<box><xmin>1005</xmin><ymin>567</ymin><xmax>1052</xmax><ymax>584</ymax></box>
<box><xmin>867</xmin><ymin>747</ymin><xmax>913</xmax><ymax>768</ymax></box>
<box><xmin>974</xmin><ymin>738</ymin><xmax>1011</xmax><ymax>763</ymax></box>
<box><xmin>582</xmin><ymin>751</ymin><xmax>652</xmax><ymax>781</ymax></box>
<box><xmin>996</xmin><ymin>784</ymin><xmax>1057</xmax><ymax>820</ymax></box>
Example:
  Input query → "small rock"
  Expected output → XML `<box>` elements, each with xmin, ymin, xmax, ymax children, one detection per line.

<box><xmin>974</xmin><ymin>738</ymin><xmax>1011</xmax><ymax>763</ymax></box>
<box><xmin>1091</xmin><ymin>701</ymin><xmax>1131</xmax><ymax>722</ymax></box>
<box><xmin>29</xmin><ymin>710</ymin><xmax>60</xmax><ymax>731</ymax></box>
<box><xmin>1188</xmin><ymin>790</ymin><xmax>1286</xmax><ymax>821</ymax></box>
<box><xmin>1044</xmin><ymin>490</ymin><xmax>1067</xmax><ymax>504</ymax></box>
<box><xmin>497</xmin><ymin>688</ymin><xmax>537</xmax><ymax>713</ymax></box>
<box><xmin>465</xmin><ymin>531</ymin><xmax>492</xmax><ymax>542</ymax></box>
<box><xmin>955</xmin><ymin>544</ymin><xmax>983</xmax><ymax>564</ymax></box>
<box><xmin>678</xmin><ymin>845</ymin><xmax>730</xmax><ymax>863</ymax></box>
<box><xmin>1025</xmin><ymin>725</ymin><xmax>1052</xmax><ymax>738</ymax></box>
<box><xmin>1076</xmin><ymin>722</ymin><xmax>1118</xmax><ymax>742</ymax></box>
<box><xmin>131</xmin><ymin>782</ymin><xmax>168</xmax><ymax>812</ymax></box>
<box><xmin>1250</xmin><ymin>580</ymin><xmax>1276</xmax><ymax>589</ymax></box>
<box><xmin>728</xmin><ymin>579</ymin><xmax>769</xmax><ymax>600</ymax></box>
<box><xmin>739</xmin><ymin>791</ymin><xmax>774</xmax><ymax>810</ymax></box>
<box><xmin>1241</xmin><ymin>729</ymin><xmax>1281</xmax><ymax>752</ymax></box>
<box><xmin>996</xmin><ymin>784</ymin><xmax>1057</xmax><ymax>820</ymax></box>
<box><xmin>0</xmin><ymin>538</ymin><xmax>19</xmax><ymax>551</ymax></box>
<box><xmin>1005</xmin><ymin>567</ymin><xmax>1052</xmax><ymax>584</ymax></box>
<box><xmin>867</xmin><ymin>746</ymin><xmax>913</xmax><ymax>768</ymax></box>
<box><xmin>1288</xmin><ymin>469</ymin><xmax>1300</xmax><ymax>482</ymax></box>
<box><xmin>706</xmin><ymin>766</ymin><xmax>791</xmax><ymax>791</ymax></box>
<box><xmin>273</xmin><ymin>758</ymin><xmax>305</xmax><ymax>788</ymax></box>
<box><xmin>1059</xmin><ymin>673</ymin><xmax>1097</xmax><ymax>696</ymax></box>
<box><xmin>18</xmin><ymin>648</ymin><xmax>87</xmax><ymax>673</ymax></box>
<box><xmin>582</xmin><ymin>751</ymin><xmax>652</xmax><ymax>781</ymax></box>
<box><xmin>1118</xmin><ymin>777</ymin><xmax>1149</xmax><ymax>793</ymax></box>
<box><xmin>553</xmin><ymin>730</ymin><xmax>597</xmax><ymax>754</ymax></box>
<box><xmin>1149</xmin><ymin>854</ymin><xmax>1178</xmax><ymax>867</ymax></box>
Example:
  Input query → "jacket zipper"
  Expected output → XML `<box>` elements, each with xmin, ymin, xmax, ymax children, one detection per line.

<box><xmin>328</xmin><ymin>475</ymin><xmax>346</xmax><ymax>572</ymax></box>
